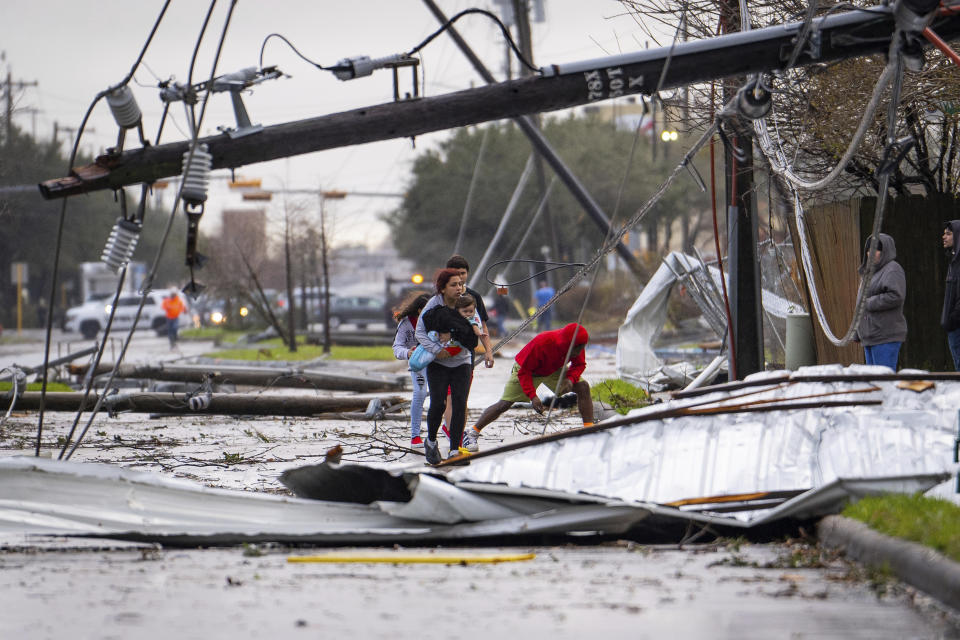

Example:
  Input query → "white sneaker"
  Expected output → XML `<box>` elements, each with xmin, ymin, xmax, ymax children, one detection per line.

<box><xmin>461</xmin><ymin>428</ymin><xmax>480</xmax><ymax>452</ymax></box>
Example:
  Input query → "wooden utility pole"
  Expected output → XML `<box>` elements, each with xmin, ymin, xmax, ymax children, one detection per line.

<box><xmin>40</xmin><ymin>7</ymin><xmax>957</xmax><ymax>201</ymax></box>
<box><xmin>720</xmin><ymin>1</ymin><xmax>764</xmax><ymax>379</ymax></box>
<box><xmin>3</xmin><ymin>68</ymin><xmax>38</xmax><ymax>147</ymax></box>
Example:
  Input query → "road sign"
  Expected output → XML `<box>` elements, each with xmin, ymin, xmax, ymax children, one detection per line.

<box><xmin>10</xmin><ymin>262</ymin><xmax>27</xmax><ymax>285</ymax></box>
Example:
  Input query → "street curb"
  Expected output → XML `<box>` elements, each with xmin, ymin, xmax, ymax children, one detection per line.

<box><xmin>817</xmin><ymin>515</ymin><xmax>960</xmax><ymax>612</ymax></box>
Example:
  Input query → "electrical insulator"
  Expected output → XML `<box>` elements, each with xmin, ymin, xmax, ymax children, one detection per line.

<box><xmin>106</xmin><ymin>86</ymin><xmax>142</xmax><ymax>129</ymax></box>
<box><xmin>181</xmin><ymin>144</ymin><xmax>212</xmax><ymax>206</ymax></box>
<box><xmin>101</xmin><ymin>218</ymin><xmax>142</xmax><ymax>273</ymax></box>
<box><xmin>736</xmin><ymin>77</ymin><xmax>772</xmax><ymax>120</ymax></box>
<box><xmin>332</xmin><ymin>54</ymin><xmax>409</xmax><ymax>80</ymax></box>
<box><xmin>188</xmin><ymin>392</ymin><xmax>212</xmax><ymax>411</ymax></box>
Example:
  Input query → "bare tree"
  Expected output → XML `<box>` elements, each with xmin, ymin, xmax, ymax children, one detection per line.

<box><xmin>620</xmin><ymin>0</ymin><xmax>960</xmax><ymax>199</ymax></box>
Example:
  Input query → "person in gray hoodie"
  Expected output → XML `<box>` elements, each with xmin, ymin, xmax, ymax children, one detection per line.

<box><xmin>855</xmin><ymin>232</ymin><xmax>907</xmax><ymax>370</ymax></box>
<box><xmin>940</xmin><ymin>220</ymin><xmax>960</xmax><ymax>370</ymax></box>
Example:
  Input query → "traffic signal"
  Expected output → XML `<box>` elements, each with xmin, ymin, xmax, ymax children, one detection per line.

<box><xmin>411</xmin><ymin>273</ymin><xmax>424</xmax><ymax>284</ymax></box>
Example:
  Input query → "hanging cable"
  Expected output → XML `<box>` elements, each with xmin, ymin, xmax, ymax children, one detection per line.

<box><xmin>710</xmin><ymin>79</ymin><xmax>737</xmax><ymax>380</ymax></box>
<box><xmin>754</xmin><ymin>62</ymin><xmax>895</xmax><ymax>192</ymax></box>
<box><xmin>185</xmin><ymin>0</ymin><xmax>220</xmax><ymax>124</ymax></box>
<box><xmin>34</xmin><ymin>0</ymin><xmax>173</xmax><ymax>456</ymax></box>
<box><xmin>259</xmin><ymin>33</ymin><xmax>330</xmax><ymax>71</ymax></box>
<box><xmin>60</xmin><ymin>177</ymin><xmax>154</xmax><ymax>457</ymax></box>
<box><xmin>407</xmin><ymin>8</ymin><xmax>538</xmax><ymax>73</ymax></box>
<box><xmin>65</xmin><ymin>1</ymin><xmax>239</xmax><ymax>460</ymax></box>
<box><xmin>791</xmin><ymin>41</ymin><xmax>906</xmax><ymax>347</ymax></box>
<box><xmin>486</xmin><ymin>103</ymin><xmax>729</xmax><ymax>370</ymax></box>
<box><xmin>0</xmin><ymin>367</ymin><xmax>25</xmax><ymax>429</ymax></box>
<box><xmin>482</xmin><ymin>177</ymin><xmax>557</xmax><ymax>298</ymax></box>
<box><xmin>483</xmin><ymin>176</ymin><xmax>557</xmax><ymax>295</ymax></box>
<box><xmin>57</xmin><ymin>268</ymin><xmax>129</xmax><ymax>459</ymax></box>
<box><xmin>484</xmin><ymin>259</ymin><xmax>586</xmax><ymax>289</ymax></box>
<box><xmin>539</xmin><ymin>57</ymin><xmax>701</xmax><ymax>430</ymax></box>
<box><xmin>467</xmin><ymin>155</ymin><xmax>534</xmax><ymax>289</ymax></box>
<box><xmin>452</xmin><ymin>127</ymin><xmax>491</xmax><ymax>255</ymax></box>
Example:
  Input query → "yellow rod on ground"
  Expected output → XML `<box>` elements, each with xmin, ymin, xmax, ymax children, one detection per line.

<box><xmin>287</xmin><ymin>552</ymin><xmax>535</xmax><ymax>564</ymax></box>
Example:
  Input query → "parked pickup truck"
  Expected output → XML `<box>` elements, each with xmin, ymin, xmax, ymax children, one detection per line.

<box><xmin>63</xmin><ymin>293</ymin><xmax>169</xmax><ymax>339</ymax></box>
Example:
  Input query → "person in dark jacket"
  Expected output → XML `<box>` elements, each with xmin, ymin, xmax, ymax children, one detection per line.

<box><xmin>415</xmin><ymin>269</ymin><xmax>479</xmax><ymax>464</ymax></box>
<box><xmin>941</xmin><ymin>220</ymin><xmax>960</xmax><ymax>370</ymax></box>
<box><xmin>855</xmin><ymin>233</ymin><xmax>906</xmax><ymax>370</ymax></box>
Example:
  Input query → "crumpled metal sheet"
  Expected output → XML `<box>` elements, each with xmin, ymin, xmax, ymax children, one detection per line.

<box><xmin>0</xmin><ymin>457</ymin><xmax>650</xmax><ymax>545</ymax></box>
<box><xmin>0</xmin><ymin>457</ymin><xmax>427</xmax><ymax>541</ymax></box>
<box><xmin>1</xmin><ymin>365</ymin><xmax>955</xmax><ymax>544</ymax></box>
<box><xmin>0</xmin><ymin>457</ymin><xmax>944</xmax><ymax>545</ymax></box>
<box><xmin>617</xmin><ymin>251</ymin><xmax>796</xmax><ymax>379</ymax></box>
<box><xmin>448</xmin><ymin>365</ymin><xmax>960</xmax><ymax>521</ymax></box>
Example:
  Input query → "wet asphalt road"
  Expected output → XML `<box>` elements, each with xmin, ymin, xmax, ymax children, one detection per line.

<box><xmin>1</xmin><ymin>331</ymin><xmax>959</xmax><ymax>639</ymax></box>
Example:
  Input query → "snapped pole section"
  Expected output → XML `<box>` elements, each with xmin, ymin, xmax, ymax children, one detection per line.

<box><xmin>38</xmin><ymin>7</ymin><xmax>960</xmax><ymax>199</ymax></box>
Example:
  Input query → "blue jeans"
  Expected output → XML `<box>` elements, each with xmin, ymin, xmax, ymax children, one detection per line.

<box><xmin>864</xmin><ymin>341</ymin><xmax>901</xmax><ymax>370</ymax></box>
<box><xmin>408</xmin><ymin>369</ymin><xmax>428</xmax><ymax>439</ymax></box>
<box><xmin>166</xmin><ymin>317</ymin><xmax>179</xmax><ymax>347</ymax></box>
<box><xmin>537</xmin><ymin>309</ymin><xmax>553</xmax><ymax>332</ymax></box>
<box><xmin>948</xmin><ymin>329</ymin><xmax>960</xmax><ymax>371</ymax></box>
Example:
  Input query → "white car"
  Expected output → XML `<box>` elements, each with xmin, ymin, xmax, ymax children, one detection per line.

<box><xmin>64</xmin><ymin>293</ymin><xmax>169</xmax><ymax>339</ymax></box>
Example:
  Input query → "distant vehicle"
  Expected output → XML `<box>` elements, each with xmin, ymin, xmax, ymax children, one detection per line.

<box><xmin>275</xmin><ymin>286</ymin><xmax>332</xmax><ymax>325</ymax></box>
<box><xmin>190</xmin><ymin>293</ymin><xmax>230</xmax><ymax>327</ymax></box>
<box><xmin>63</xmin><ymin>293</ymin><xmax>168</xmax><ymax>339</ymax></box>
<box><xmin>325</xmin><ymin>295</ymin><xmax>385</xmax><ymax>329</ymax></box>
<box><xmin>273</xmin><ymin>289</ymin><xmax>383</xmax><ymax>328</ymax></box>
<box><xmin>191</xmin><ymin>294</ymin><xmax>262</xmax><ymax>328</ymax></box>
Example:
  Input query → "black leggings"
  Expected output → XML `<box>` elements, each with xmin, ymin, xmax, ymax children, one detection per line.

<box><xmin>425</xmin><ymin>362</ymin><xmax>471</xmax><ymax>446</ymax></box>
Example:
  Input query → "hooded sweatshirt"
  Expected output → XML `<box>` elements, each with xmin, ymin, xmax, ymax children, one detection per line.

<box><xmin>856</xmin><ymin>232</ymin><xmax>907</xmax><ymax>347</ymax></box>
<box><xmin>514</xmin><ymin>323</ymin><xmax>589</xmax><ymax>399</ymax></box>
<box><xmin>941</xmin><ymin>220</ymin><xmax>960</xmax><ymax>331</ymax></box>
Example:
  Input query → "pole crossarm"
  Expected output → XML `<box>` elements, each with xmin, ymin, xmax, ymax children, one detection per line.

<box><xmin>38</xmin><ymin>5</ymin><xmax>960</xmax><ymax>199</ymax></box>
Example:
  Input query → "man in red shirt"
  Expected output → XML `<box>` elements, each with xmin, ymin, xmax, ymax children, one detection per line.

<box><xmin>461</xmin><ymin>323</ymin><xmax>594</xmax><ymax>452</ymax></box>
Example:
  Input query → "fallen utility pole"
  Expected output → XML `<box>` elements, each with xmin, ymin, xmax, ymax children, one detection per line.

<box><xmin>11</xmin><ymin>391</ymin><xmax>405</xmax><ymax>416</ymax></box>
<box><xmin>68</xmin><ymin>362</ymin><xmax>406</xmax><ymax>392</ymax></box>
<box><xmin>39</xmin><ymin>5</ymin><xmax>960</xmax><ymax>200</ymax></box>
<box><xmin>0</xmin><ymin>345</ymin><xmax>98</xmax><ymax>381</ymax></box>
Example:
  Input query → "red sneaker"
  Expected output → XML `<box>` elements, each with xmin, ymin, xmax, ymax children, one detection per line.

<box><xmin>441</xmin><ymin>424</ymin><xmax>450</xmax><ymax>441</ymax></box>
<box><xmin>410</xmin><ymin>436</ymin><xmax>424</xmax><ymax>448</ymax></box>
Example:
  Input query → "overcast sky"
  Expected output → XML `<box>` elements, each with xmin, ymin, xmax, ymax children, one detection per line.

<box><xmin>2</xmin><ymin>0</ymin><xmax>657</xmax><ymax>248</ymax></box>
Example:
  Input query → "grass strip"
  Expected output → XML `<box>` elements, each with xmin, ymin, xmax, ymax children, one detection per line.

<box><xmin>843</xmin><ymin>493</ymin><xmax>960</xmax><ymax>563</ymax></box>
<box><xmin>0</xmin><ymin>381</ymin><xmax>74</xmax><ymax>392</ymax></box>
<box><xmin>207</xmin><ymin>340</ymin><xmax>394</xmax><ymax>362</ymax></box>
<box><xmin>590</xmin><ymin>378</ymin><xmax>650</xmax><ymax>415</ymax></box>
